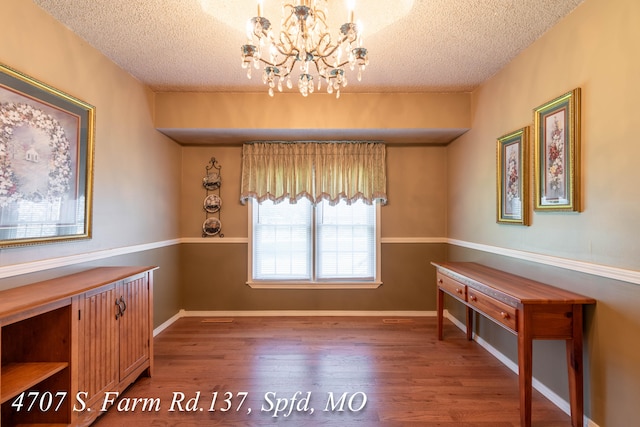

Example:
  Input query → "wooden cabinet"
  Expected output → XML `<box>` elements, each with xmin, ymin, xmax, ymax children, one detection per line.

<box><xmin>0</xmin><ymin>266</ymin><xmax>156</xmax><ymax>427</ymax></box>
<box><xmin>433</xmin><ymin>262</ymin><xmax>595</xmax><ymax>427</ymax></box>
<box><xmin>76</xmin><ymin>272</ymin><xmax>153</xmax><ymax>425</ymax></box>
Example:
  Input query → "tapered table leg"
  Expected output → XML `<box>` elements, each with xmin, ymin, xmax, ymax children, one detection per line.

<box><xmin>566</xmin><ymin>305</ymin><xmax>585</xmax><ymax>427</ymax></box>
<box><xmin>518</xmin><ymin>308</ymin><xmax>533</xmax><ymax>427</ymax></box>
<box><xmin>437</xmin><ymin>288</ymin><xmax>444</xmax><ymax>340</ymax></box>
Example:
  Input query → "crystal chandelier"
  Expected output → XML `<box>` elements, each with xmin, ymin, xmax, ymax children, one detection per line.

<box><xmin>241</xmin><ymin>0</ymin><xmax>369</xmax><ymax>98</ymax></box>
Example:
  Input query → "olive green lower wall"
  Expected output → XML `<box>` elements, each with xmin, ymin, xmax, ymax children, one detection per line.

<box><xmin>180</xmin><ymin>242</ymin><xmax>446</xmax><ymax>312</ymax></box>
<box><xmin>446</xmin><ymin>245</ymin><xmax>640</xmax><ymax>427</ymax></box>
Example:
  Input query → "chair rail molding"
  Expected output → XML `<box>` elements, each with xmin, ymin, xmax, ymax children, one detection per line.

<box><xmin>448</xmin><ymin>238</ymin><xmax>640</xmax><ymax>286</ymax></box>
<box><xmin>1</xmin><ymin>237</ymin><xmax>637</xmax><ymax>287</ymax></box>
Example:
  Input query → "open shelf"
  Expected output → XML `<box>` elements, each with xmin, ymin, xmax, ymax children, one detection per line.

<box><xmin>0</xmin><ymin>363</ymin><xmax>69</xmax><ymax>404</ymax></box>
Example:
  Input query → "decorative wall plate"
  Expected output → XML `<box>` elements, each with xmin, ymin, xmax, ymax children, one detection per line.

<box><xmin>202</xmin><ymin>172</ymin><xmax>221</xmax><ymax>190</ymax></box>
<box><xmin>202</xmin><ymin>217</ymin><xmax>221</xmax><ymax>236</ymax></box>
<box><xmin>203</xmin><ymin>194</ymin><xmax>222</xmax><ymax>213</ymax></box>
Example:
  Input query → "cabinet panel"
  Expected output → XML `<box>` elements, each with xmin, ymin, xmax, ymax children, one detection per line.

<box><xmin>78</xmin><ymin>284</ymin><xmax>118</xmax><ymax>411</ymax></box>
<box><xmin>118</xmin><ymin>274</ymin><xmax>150</xmax><ymax>381</ymax></box>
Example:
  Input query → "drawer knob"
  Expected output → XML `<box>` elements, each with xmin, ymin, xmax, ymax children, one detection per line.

<box><xmin>501</xmin><ymin>311</ymin><xmax>510</xmax><ymax>320</ymax></box>
<box><xmin>438</xmin><ymin>279</ymin><xmax>443</xmax><ymax>284</ymax></box>
<box><xmin>469</xmin><ymin>295</ymin><xmax>477</xmax><ymax>302</ymax></box>
<box><xmin>456</xmin><ymin>288</ymin><xmax>462</xmax><ymax>294</ymax></box>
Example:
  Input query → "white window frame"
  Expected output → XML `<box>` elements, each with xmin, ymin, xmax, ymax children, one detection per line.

<box><xmin>247</xmin><ymin>199</ymin><xmax>382</xmax><ymax>289</ymax></box>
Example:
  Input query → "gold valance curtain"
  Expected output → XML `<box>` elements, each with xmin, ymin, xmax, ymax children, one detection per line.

<box><xmin>240</xmin><ymin>142</ymin><xmax>387</xmax><ymax>205</ymax></box>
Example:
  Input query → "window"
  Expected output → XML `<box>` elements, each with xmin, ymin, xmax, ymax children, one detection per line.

<box><xmin>249</xmin><ymin>198</ymin><xmax>381</xmax><ymax>288</ymax></box>
<box><xmin>241</xmin><ymin>141</ymin><xmax>387</xmax><ymax>288</ymax></box>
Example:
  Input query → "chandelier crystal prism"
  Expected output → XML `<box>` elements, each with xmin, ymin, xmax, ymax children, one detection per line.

<box><xmin>241</xmin><ymin>0</ymin><xmax>369</xmax><ymax>98</ymax></box>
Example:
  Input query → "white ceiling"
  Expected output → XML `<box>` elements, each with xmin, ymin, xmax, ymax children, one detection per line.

<box><xmin>32</xmin><ymin>0</ymin><xmax>584</xmax><ymax>143</ymax></box>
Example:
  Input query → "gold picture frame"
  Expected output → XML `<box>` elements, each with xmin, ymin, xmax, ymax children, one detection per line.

<box><xmin>497</xmin><ymin>127</ymin><xmax>530</xmax><ymax>225</ymax></box>
<box><xmin>0</xmin><ymin>64</ymin><xmax>95</xmax><ymax>247</ymax></box>
<box><xmin>533</xmin><ymin>88</ymin><xmax>581</xmax><ymax>211</ymax></box>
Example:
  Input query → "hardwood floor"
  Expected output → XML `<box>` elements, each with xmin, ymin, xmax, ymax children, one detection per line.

<box><xmin>93</xmin><ymin>316</ymin><xmax>571</xmax><ymax>426</ymax></box>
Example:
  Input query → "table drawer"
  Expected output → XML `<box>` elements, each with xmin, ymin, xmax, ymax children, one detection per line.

<box><xmin>437</xmin><ymin>273</ymin><xmax>467</xmax><ymax>302</ymax></box>
<box><xmin>467</xmin><ymin>289</ymin><xmax>518</xmax><ymax>332</ymax></box>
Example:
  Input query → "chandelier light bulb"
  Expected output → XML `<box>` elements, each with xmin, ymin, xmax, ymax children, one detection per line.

<box><xmin>240</xmin><ymin>0</ymin><xmax>369</xmax><ymax>98</ymax></box>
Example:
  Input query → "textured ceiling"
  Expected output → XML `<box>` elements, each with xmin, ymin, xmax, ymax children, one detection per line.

<box><xmin>33</xmin><ymin>0</ymin><xmax>584</xmax><ymax>93</ymax></box>
<box><xmin>31</xmin><ymin>0</ymin><xmax>584</xmax><ymax>144</ymax></box>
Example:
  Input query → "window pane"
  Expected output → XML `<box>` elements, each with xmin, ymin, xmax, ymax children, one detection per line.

<box><xmin>252</xmin><ymin>198</ymin><xmax>312</xmax><ymax>280</ymax></box>
<box><xmin>316</xmin><ymin>200</ymin><xmax>375</xmax><ymax>280</ymax></box>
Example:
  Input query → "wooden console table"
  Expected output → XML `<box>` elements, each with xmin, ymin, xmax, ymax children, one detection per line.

<box><xmin>432</xmin><ymin>262</ymin><xmax>595</xmax><ymax>427</ymax></box>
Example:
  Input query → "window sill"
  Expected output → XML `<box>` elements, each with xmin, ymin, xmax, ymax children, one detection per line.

<box><xmin>246</xmin><ymin>281</ymin><xmax>383</xmax><ymax>290</ymax></box>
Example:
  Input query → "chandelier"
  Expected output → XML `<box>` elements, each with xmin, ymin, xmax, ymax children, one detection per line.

<box><xmin>241</xmin><ymin>0</ymin><xmax>369</xmax><ymax>98</ymax></box>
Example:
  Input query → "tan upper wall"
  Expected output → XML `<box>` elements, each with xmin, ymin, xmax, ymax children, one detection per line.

<box><xmin>180</xmin><ymin>145</ymin><xmax>448</xmax><ymax>238</ymax></box>
<box><xmin>448</xmin><ymin>0</ymin><xmax>640</xmax><ymax>271</ymax></box>
<box><xmin>154</xmin><ymin>92</ymin><xmax>471</xmax><ymax>145</ymax></box>
<box><xmin>155</xmin><ymin>92</ymin><xmax>470</xmax><ymax>130</ymax></box>
<box><xmin>0</xmin><ymin>0</ymin><xmax>182</xmax><ymax>267</ymax></box>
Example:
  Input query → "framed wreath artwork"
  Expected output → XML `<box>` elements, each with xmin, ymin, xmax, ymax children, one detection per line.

<box><xmin>497</xmin><ymin>127</ymin><xmax>529</xmax><ymax>225</ymax></box>
<box><xmin>0</xmin><ymin>64</ymin><xmax>95</xmax><ymax>247</ymax></box>
<box><xmin>533</xmin><ymin>88</ymin><xmax>581</xmax><ymax>212</ymax></box>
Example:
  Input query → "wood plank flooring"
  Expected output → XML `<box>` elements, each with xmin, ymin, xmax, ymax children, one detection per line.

<box><xmin>93</xmin><ymin>316</ymin><xmax>571</xmax><ymax>426</ymax></box>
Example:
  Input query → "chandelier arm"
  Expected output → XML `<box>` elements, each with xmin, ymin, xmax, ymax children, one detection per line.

<box><xmin>315</xmin><ymin>42</ymin><xmax>341</xmax><ymax>59</ymax></box>
<box><xmin>278</xmin><ymin>31</ymin><xmax>297</xmax><ymax>55</ymax></box>
<box><xmin>277</xmin><ymin>54</ymin><xmax>296</xmax><ymax>65</ymax></box>
<box><xmin>256</xmin><ymin>57</ymin><xmax>278</xmax><ymax>67</ymax></box>
<box><xmin>319</xmin><ymin>57</ymin><xmax>350</xmax><ymax>70</ymax></box>
<box><xmin>311</xmin><ymin>59</ymin><xmax>326</xmax><ymax>77</ymax></box>
<box><xmin>278</xmin><ymin>67</ymin><xmax>294</xmax><ymax>79</ymax></box>
<box><xmin>281</xmin><ymin>4</ymin><xmax>297</xmax><ymax>28</ymax></box>
<box><xmin>313</xmin><ymin>33</ymin><xmax>338</xmax><ymax>58</ymax></box>
<box><xmin>318</xmin><ymin>30</ymin><xmax>351</xmax><ymax>58</ymax></box>
<box><xmin>313</xmin><ymin>8</ymin><xmax>328</xmax><ymax>26</ymax></box>
<box><xmin>274</xmin><ymin>44</ymin><xmax>297</xmax><ymax>58</ymax></box>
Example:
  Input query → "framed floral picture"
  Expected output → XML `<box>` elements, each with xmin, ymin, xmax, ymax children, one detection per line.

<box><xmin>533</xmin><ymin>88</ymin><xmax>581</xmax><ymax>211</ymax></box>
<box><xmin>497</xmin><ymin>127</ymin><xmax>530</xmax><ymax>225</ymax></box>
<box><xmin>0</xmin><ymin>64</ymin><xmax>95</xmax><ymax>247</ymax></box>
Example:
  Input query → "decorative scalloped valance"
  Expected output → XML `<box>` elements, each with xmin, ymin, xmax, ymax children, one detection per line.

<box><xmin>240</xmin><ymin>142</ymin><xmax>387</xmax><ymax>205</ymax></box>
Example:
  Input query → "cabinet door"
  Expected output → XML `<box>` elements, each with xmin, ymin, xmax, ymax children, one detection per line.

<box><xmin>117</xmin><ymin>273</ymin><xmax>150</xmax><ymax>380</ymax></box>
<box><xmin>78</xmin><ymin>283</ymin><xmax>118</xmax><ymax>410</ymax></box>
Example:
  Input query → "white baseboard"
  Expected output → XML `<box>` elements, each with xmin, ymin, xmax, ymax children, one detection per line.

<box><xmin>153</xmin><ymin>310</ymin><xmax>183</xmax><ymax>337</ymax></box>
<box><xmin>153</xmin><ymin>309</ymin><xmax>434</xmax><ymax>335</ymax></box>
<box><xmin>182</xmin><ymin>309</ymin><xmax>435</xmax><ymax>317</ymax></box>
<box><xmin>154</xmin><ymin>309</ymin><xmax>435</xmax><ymax>335</ymax></box>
